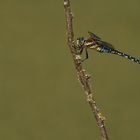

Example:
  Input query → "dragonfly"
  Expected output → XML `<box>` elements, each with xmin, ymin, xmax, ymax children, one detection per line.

<box><xmin>76</xmin><ymin>31</ymin><xmax>140</xmax><ymax>64</ymax></box>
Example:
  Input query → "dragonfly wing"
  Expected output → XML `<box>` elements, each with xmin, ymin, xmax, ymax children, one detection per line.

<box><xmin>99</xmin><ymin>41</ymin><xmax>114</xmax><ymax>49</ymax></box>
<box><xmin>88</xmin><ymin>31</ymin><xmax>101</xmax><ymax>41</ymax></box>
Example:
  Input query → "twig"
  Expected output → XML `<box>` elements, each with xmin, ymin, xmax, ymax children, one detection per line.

<box><xmin>63</xmin><ymin>0</ymin><xmax>109</xmax><ymax>140</ymax></box>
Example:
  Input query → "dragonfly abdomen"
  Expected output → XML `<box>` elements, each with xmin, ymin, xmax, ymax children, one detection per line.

<box><xmin>110</xmin><ymin>49</ymin><xmax>140</xmax><ymax>64</ymax></box>
<box><xmin>95</xmin><ymin>45</ymin><xmax>114</xmax><ymax>53</ymax></box>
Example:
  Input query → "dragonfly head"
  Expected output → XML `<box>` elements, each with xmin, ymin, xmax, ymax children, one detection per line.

<box><xmin>76</xmin><ymin>37</ymin><xmax>85</xmax><ymax>50</ymax></box>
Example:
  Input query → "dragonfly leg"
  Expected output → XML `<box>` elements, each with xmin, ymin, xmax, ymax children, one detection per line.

<box><xmin>85</xmin><ymin>48</ymin><xmax>89</xmax><ymax>59</ymax></box>
<box><xmin>79</xmin><ymin>47</ymin><xmax>84</xmax><ymax>55</ymax></box>
<box><xmin>81</xmin><ymin>48</ymin><xmax>89</xmax><ymax>62</ymax></box>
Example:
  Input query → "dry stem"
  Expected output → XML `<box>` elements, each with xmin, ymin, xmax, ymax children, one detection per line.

<box><xmin>63</xmin><ymin>0</ymin><xmax>109</xmax><ymax>140</ymax></box>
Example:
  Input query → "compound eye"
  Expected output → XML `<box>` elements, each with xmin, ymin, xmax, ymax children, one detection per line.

<box><xmin>77</xmin><ymin>37</ymin><xmax>85</xmax><ymax>46</ymax></box>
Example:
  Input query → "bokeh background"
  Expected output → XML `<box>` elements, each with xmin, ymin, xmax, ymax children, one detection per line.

<box><xmin>0</xmin><ymin>0</ymin><xmax>140</xmax><ymax>140</ymax></box>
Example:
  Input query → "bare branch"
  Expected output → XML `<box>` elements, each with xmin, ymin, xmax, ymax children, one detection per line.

<box><xmin>63</xmin><ymin>0</ymin><xmax>109</xmax><ymax>140</ymax></box>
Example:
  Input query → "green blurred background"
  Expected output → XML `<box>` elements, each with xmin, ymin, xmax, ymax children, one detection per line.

<box><xmin>0</xmin><ymin>0</ymin><xmax>140</xmax><ymax>140</ymax></box>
